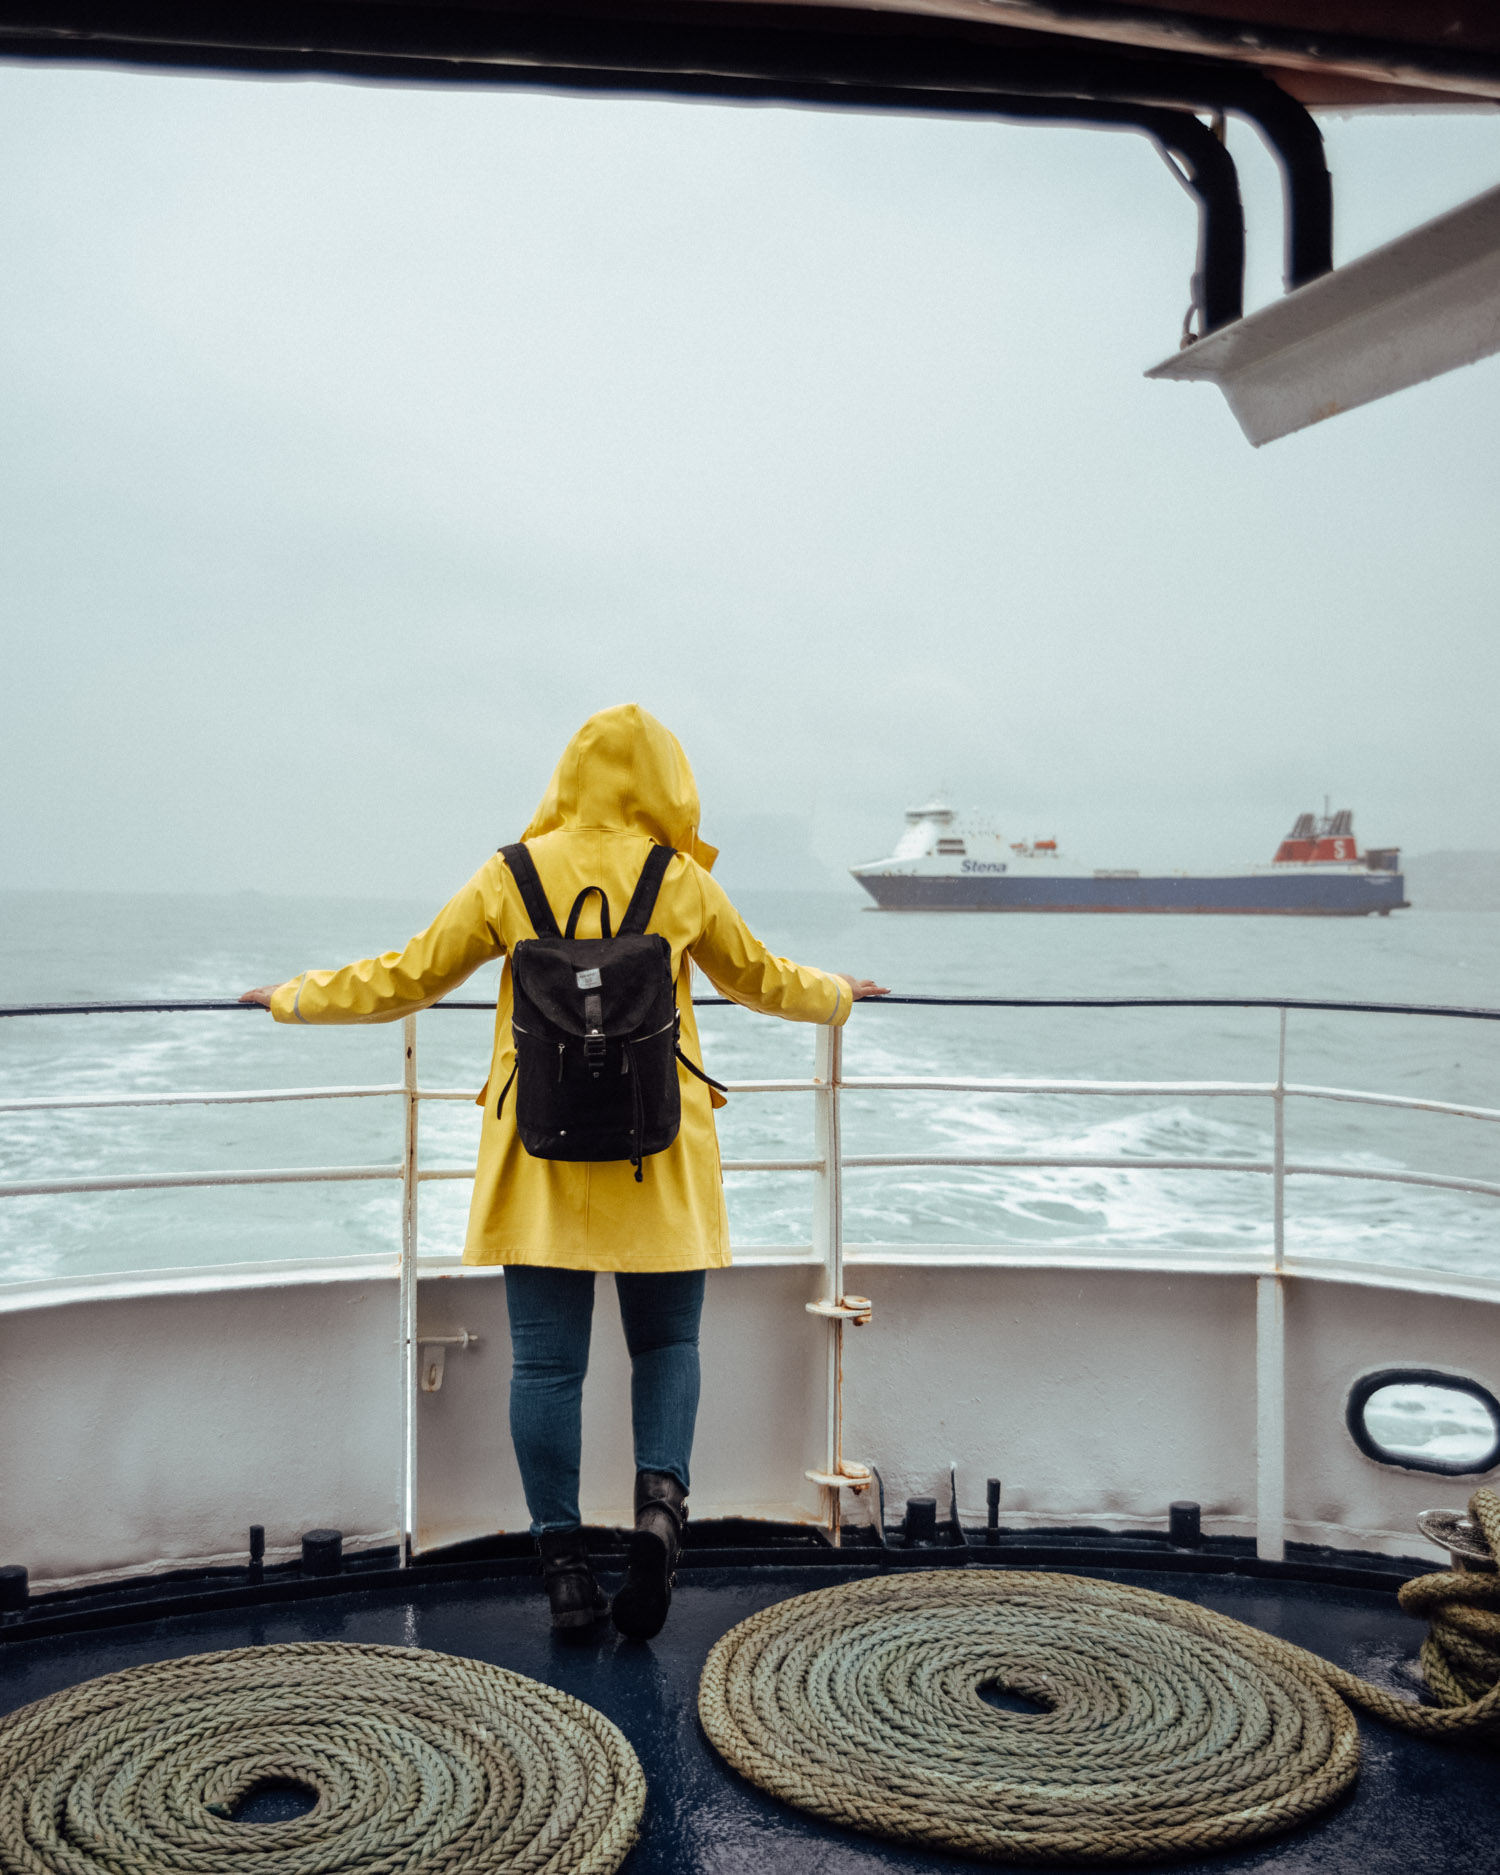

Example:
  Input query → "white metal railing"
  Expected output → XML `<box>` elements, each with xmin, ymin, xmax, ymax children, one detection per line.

<box><xmin>2</xmin><ymin>995</ymin><xmax>1499</xmax><ymax>1563</ymax></box>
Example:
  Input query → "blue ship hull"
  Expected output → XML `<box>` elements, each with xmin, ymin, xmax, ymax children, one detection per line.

<box><xmin>856</xmin><ymin>871</ymin><xmax>1409</xmax><ymax>915</ymax></box>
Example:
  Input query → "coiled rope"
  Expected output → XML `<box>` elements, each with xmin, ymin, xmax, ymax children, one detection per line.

<box><xmin>700</xmin><ymin>1487</ymin><xmax>1500</xmax><ymax>1865</ymax></box>
<box><xmin>0</xmin><ymin>1641</ymin><xmax>644</xmax><ymax>1875</ymax></box>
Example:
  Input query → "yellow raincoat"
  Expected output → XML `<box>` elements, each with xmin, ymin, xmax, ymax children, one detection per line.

<box><xmin>269</xmin><ymin>706</ymin><xmax>850</xmax><ymax>1270</ymax></box>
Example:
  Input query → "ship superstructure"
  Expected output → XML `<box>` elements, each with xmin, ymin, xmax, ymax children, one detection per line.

<box><xmin>852</xmin><ymin>804</ymin><xmax>1408</xmax><ymax>915</ymax></box>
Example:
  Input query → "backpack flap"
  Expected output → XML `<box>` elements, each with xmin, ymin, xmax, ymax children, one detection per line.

<box><xmin>510</xmin><ymin>935</ymin><xmax>674</xmax><ymax>1040</ymax></box>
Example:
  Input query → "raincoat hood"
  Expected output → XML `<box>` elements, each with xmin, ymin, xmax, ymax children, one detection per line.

<box><xmin>523</xmin><ymin>704</ymin><xmax>719</xmax><ymax>872</ymax></box>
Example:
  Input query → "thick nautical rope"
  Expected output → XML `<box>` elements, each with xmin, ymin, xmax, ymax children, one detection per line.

<box><xmin>699</xmin><ymin>1487</ymin><xmax>1500</xmax><ymax>1866</ymax></box>
<box><xmin>0</xmin><ymin>1641</ymin><xmax>644</xmax><ymax>1875</ymax></box>
<box><xmin>1395</xmin><ymin>1486</ymin><xmax>1500</xmax><ymax>1713</ymax></box>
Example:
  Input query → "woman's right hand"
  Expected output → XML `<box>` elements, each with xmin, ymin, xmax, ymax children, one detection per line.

<box><xmin>239</xmin><ymin>986</ymin><xmax>278</xmax><ymax>1009</ymax></box>
<box><xmin>838</xmin><ymin>976</ymin><xmax>890</xmax><ymax>1001</ymax></box>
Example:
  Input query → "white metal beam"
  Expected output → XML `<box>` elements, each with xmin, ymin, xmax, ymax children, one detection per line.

<box><xmin>1148</xmin><ymin>183</ymin><xmax>1500</xmax><ymax>444</ymax></box>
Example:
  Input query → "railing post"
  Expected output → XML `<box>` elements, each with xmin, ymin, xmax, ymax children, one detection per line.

<box><xmin>1273</xmin><ymin>1007</ymin><xmax>1287</xmax><ymax>1272</ymax></box>
<box><xmin>398</xmin><ymin>1014</ymin><xmax>419</xmax><ymax>1566</ymax></box>
<box><xmin>804</xmin><ymin>1023</ymin><xmax>872</xmax><ymax>1545</ymax></box>
<box><xmin>813</xmin><ymin>1022</ymin><xmax>844</xmax><ymax>1311</ymax></box>
<box><xmin>813</xmin><ymin>1023</ymin><xmax>844</xmax><ymax>1545</ymax></box>
<box><xmin>1257</xmin><ymin>1007</ymin><xmax>1288</xmax><ymax>1563</ymax></box>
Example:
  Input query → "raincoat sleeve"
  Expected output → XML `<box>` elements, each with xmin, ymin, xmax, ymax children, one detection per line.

<box><xmin>687</xmin><ymin>866</ymin><xmax>852</xmax><ymax>1026</ymax></box>
<box><xmin>268</xmin><ymin>860</ymin><xmax>505</xmax><ymax>1025</ymax></box>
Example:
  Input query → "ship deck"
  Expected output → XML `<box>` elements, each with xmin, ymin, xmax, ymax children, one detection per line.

<box><xmin>3</xmin><ymin>1552</ymin><xmax>1493</xmax><ymax>1875</ymax></box>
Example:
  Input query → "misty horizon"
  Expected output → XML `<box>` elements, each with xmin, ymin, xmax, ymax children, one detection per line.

<box><xmin>3</xmin><ymin>67</ymin><xmax>1499</xmax><ymax>901</ymax></box>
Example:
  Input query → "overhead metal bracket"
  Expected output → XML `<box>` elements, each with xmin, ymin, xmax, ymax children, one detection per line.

<box><xmin>1148</xmin><ymin>183</ymin><xmax>1500</xmax><ymax>444</ymax></box>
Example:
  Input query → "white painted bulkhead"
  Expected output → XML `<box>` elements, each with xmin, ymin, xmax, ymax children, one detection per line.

<box><xmin>5</xmin><ymin>1253</ymin><xmax>1496</xmax><ymax>1587</ymax></box>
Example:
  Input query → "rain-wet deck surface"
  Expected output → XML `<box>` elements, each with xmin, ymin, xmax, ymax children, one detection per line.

<box><xmin>2</xmin><ymin>1562</ymin><xmax>1493</xmax><ymax>1874</ymax></box>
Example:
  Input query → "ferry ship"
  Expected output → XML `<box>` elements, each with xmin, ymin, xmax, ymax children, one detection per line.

<box><xmin>852</xmin><ymin>805</ymin><xmax>1409</xmax><ymax>915</ymax></box>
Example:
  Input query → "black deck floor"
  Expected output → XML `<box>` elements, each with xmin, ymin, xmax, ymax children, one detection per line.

<box><xmin>2</xmin><ymin>1562</ymin><xmax>1493</xmax><ymax>1873</ymax></box>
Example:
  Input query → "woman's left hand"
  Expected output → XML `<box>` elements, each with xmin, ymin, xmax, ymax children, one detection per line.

<box><xmin>838</xmin><ymin>976</ymin><xmax>890</xmax><ymax>1000</ymax></box>
<box><xmin>239</xmin><ymin>986</ymin><xmax>278</xmax><ymax>1008</ymax></box>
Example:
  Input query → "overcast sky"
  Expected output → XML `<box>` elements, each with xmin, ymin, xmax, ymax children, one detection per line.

<box><xmin>2</xmin><ymin>63</ymin><xmax>1498</xmax><ymax>898</ymax></box>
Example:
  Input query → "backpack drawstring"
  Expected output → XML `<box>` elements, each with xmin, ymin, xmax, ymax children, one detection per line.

<box><xmin>625</xmin><ymin>1040</ymin><xmax>646</xmax><ymax>1182</ymax></box>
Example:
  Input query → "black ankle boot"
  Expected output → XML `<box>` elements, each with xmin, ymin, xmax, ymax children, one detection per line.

<box><xmin>611</xmin><ymin>1469</ymin><xmax>687</xmax><ymax>1640</ymax></box>
<box><xmin>537</xmin><ymin>1527</ymin><xmax>608</xmax><ymax>1632</ymax></box>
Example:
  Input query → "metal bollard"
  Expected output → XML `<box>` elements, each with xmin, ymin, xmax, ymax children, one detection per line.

<box><xmin>1169</xmin><ymin>1501</ymin><xmax>1203</xmax><ymax>1549</ymax></box>
<box><xmin>301</xmin><ymin>1528</ymin><xmax>344</xmax><ymax>1577</ymax></box>
<box><xmin>904</xmin><ymin>1497</ymin><xmax>938</xmax><ymax>1546</ymax></box>
<box><xmin>0</xmin><ymin>1565</ymin><xmax>28</xmax><ymax>1615</ymax></box>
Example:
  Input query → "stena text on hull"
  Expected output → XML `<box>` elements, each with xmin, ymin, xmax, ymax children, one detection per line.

<box><xmin>851</xmin><ymin>803</ymin><xmax>1409</xmax><ymax>915</ymax></box>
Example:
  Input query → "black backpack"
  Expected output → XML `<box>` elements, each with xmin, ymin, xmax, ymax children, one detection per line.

<box><xmin>496</xmin><ymin>842</ymin><xmax>725</xmax><ymax>1180</ymax></box>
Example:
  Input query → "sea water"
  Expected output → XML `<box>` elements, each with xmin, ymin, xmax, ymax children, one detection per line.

<box><xmin>1</xmin><ymin>889</ymin><xmax>1497</xmax><ymax>1286</ymax></box>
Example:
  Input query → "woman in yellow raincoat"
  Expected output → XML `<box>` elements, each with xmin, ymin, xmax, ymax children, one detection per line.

<box><xmin>243</xmin><ymin>704</ymin><xmax>885</xmax><ymax>1635</ymax></box>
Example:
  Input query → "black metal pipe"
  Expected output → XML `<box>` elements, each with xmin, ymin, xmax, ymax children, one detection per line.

<box><xmin>0</xmin><ymin>4</ymin><xmax>1326</xmax><ymax>294</ymax></box>
<box><xmin>508</xmin><ymin>55</ymin><xmax>1295</xmax><ymax>306</ymax></box>
<box><xmin>1196</xmin><ymin>73</ymin><xmax>1331</xmax><ymax>290</ymax></box>
<box><xmin>729</xmin><ymin>83</ymin><xmax>1247</xmax><ymax>330</ymax></box>
<box><xmin>1131</xmin><ymin>105</ymin><xmax>1243</xmax><ymax>331</ymax></box>
<box><xmin>659</xmin><ymin>79</ymin><xmax>1245</xmax><ymax>329</ymax></box>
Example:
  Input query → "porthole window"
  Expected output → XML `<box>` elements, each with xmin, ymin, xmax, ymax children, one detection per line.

<box><xmin>1347</xmin><ymin>1369</ymin><xmax>1500</xmax><ymax>1476</ymax></box>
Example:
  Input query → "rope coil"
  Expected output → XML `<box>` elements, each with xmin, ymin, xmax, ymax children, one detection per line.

<box><xmin>0</xmin><ymin>1641</ymin><xmax>644</xmax><ymax>1875</ymax></box>
<box><xmin>1400</xmin><ymin>1486</ymin><xmax>1500</xmax><ymax>1712</ymax></box>
<box><xmin>700</xmin><ymin>1489</ymin><xmax>1500</xmax><ymax>1865</ymax></box>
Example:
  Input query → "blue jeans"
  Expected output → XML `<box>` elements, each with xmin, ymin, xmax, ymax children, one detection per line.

<box><xmin>504</xmin><ymin>1265</ymin><xmax>706</xmax><ymax>1535</ymax></box>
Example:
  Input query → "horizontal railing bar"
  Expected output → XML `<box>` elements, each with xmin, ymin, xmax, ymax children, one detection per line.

<box><xmin>842</xmin><ymin>1077</ymin><xmax>1277</xmax><ymax>1097</ymax></box>
<box><xmin>7</xmin><ymin>1154</ymin><xmax>1494</xmax><ymax>1203</ymax></box>
<box><xmin>14</xmin><ymin>1077</ymin><xmax>1495</xmax><ymax>1121</ymax></box>
<box><xmin>5</xmin><ymin>995</ymin><xmax>1500</xmax><ymax>1021</ymax></box>
<box><xmin>0</xmin><ymin>1085</ymin><xmax>404</xmax><ymax>1115</ymax></box>
<box><xmin>416</xmin><ymin>1159</ymin><xmax>828</xmax><ymax>1180</ymax></box>
<box><xmin>0</xmin><ymin>1166</ymin><xmax>403</xmax><ymax>1198</ymax></box>
<box><xmin>0</xmin><ymin>1001</ymin><xmax>265</xmax><ymax>1017</ymax></box>
<box><xmin>443</xmin><ymin>996</ymin><xmax>1500</xmax><ymax>1019</ymax></box>
<box><xmin>735</xmin><ymin>996</ymin><xmax>1500</xmax><ymax>1019</ymax></box>
<box><xmin>1284</xmin><ymin>1162</ymin><xmax>1500</xmax><ymax>1200</ymax></box>
<box><xmin>714</xmin><ymin>1079</ymin><xmax>819</xmax><ymax>1094</ymax></box>
<box><xmin>415</xmin><ymin>1079</ymin><xmax>817</xmax><ymax>1103</ymax></box>
<box><xmin>842</xmin><ymin>1153</ymin><xmax>1276</xmax><ymax>1172</ymax></box>
<box><xmin>12</xmin><ymin>1077</ymin><xmax>1493</xmax><ymax>1121</ymax></box>
<box><xmin>839</xmin><ymin>1155</ymin><xmax>1500</xmax><ymax>1199</ymax></box>
<box><xmin>1286</xmin><ymin>1084</ymin><xmax>1500</xmax><ymax>1124</ymax></box>
<box><xmin>720</xmin><ymin>1159</ymin><xmax>824</xmax><ymax>1173</ymax></box>
<box><xmin>858</xmin><ymin>1156</ymin><xmax>1500</xmax><ymax>1201</ymax></box>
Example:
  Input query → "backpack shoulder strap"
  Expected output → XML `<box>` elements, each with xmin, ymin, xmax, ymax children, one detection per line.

<box><xmin>499</xmin><ymin>843</ymin><xmax>562</xmax><ymax>938</ymax></box>
<box><xmin>618</xmin><ymin>844</ymin><xmax>675</xmax><ymax>936</ymax></box>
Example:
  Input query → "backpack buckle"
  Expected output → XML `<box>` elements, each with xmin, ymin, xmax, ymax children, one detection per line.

<box><xmin>583</xmin><ymin>991</ymin><xmax>606</xmax><ymax>1069</ymax></box>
